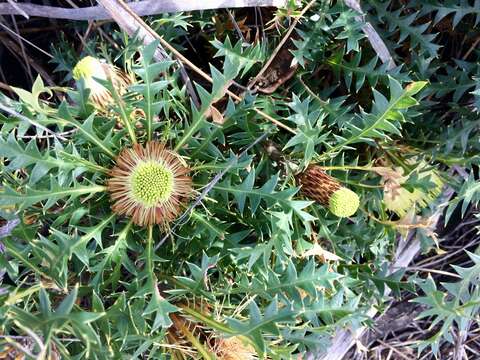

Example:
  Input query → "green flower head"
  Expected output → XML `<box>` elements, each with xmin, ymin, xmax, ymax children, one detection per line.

<box><xmin>328</xmin><ymin>187</ymin><xmax>359</xmax><ymax>218</ymax></box>
<box><xmin>131</xmin><ymin>161</ymin><xmax>174</xmax><ymax>206</ymax></box>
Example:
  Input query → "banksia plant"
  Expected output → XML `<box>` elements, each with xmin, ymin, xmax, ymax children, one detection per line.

<box><xmin>72</xmin><ymin>56</ymin><xmax>131</xmax><ymax>111</ymax></box>
<box><xmin>296</xmin><ymin>165</ymin><xmax>359</xmax><ymax>218</ymax></box>
<box><xmin>1</xmin><ymin>4</ymin><xmax>473</xmax><ymax>358</ymax></box>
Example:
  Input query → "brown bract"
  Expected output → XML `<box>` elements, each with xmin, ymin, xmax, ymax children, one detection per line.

<box><xmin>92</xmin><ymin>64</ymin><xmax>132</xmax><ymax>109</ymax></box>
<box><xmin>107</xmin><ymin>141</ymin><xmax>192</xmax><ymax>227</ymax></box>
<box><xmin>295</xmin><ymin>165</ymin><xmax>341</xmax><ymax>206</ymax></box>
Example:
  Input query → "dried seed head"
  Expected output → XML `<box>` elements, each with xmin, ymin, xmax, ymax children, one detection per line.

<box><xmin>107</xmin><ymin>141</ymin><xmax>192</xmax><ymax>227</ymax></box>
<box><xmin>213</xmin><ymin>336</ymin><xmax>257</xmax><ymax>360</ymax></box>
<box><xmin>296</xmin><ymin>165</ymin><xmax>359</xmax><ymax>217</ymax></box>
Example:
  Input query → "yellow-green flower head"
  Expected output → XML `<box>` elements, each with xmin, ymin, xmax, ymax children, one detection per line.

<box><xmin>72</xmin><ymin>56</ymin><xmax>107</xmax><ymax>82</ymax></box>
<box><xmin>328</xmin><ymin>187</ymin><xmax>360</xmax><ymax>218</ymax></box>
<box><xmin>131</xmin><ymin>161</ymin><xmax>174</xmax><ymax>206</ymax></box>
<box><xmin>72</xmin><ymin>56</ymin><xmax>131</xmax><ymax>111</ymax></box>
<box><xmin>382</xmin><ymin>161</ymin><xmax>443</xmax><ymax>217</ymax></box>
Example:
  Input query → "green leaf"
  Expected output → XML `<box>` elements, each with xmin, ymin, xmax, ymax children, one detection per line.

<box><xmin>211</xmin><ymin>36</ymin><xmax>265</xmax><ymax>77</ymax></box>
<box><xmin>227</xmin><ymin>298</ymin><xmax>295</xmax><ymax>353</ymax></box>
<box><xmin>1</xmin><ymin>134</ymin><xmax>66</xmax><ymax>183</ymax></box>
<box><xmin>327</xmin><ymin>48</ymin><xmax>410</xmax><ymax>92</ymax></box>
<box><xmin>0</xmin><ymin>177</ymin><xmax>106</xmax><ymax>210</ymax></box>
<box><xmin>445</xmin><ymin>173</ymin><xmax>480</xmax><ymax>224</ymax></box>
<box><xmin>39</xmin><ymin>288</ymin><xmax>52</xmax><ymax>315</ymax></box>
<box><xmin>371</xmin><ymin>2</ymin><xmax>441</xmax><ymax>57</ymax></box>
<box><xmin>58</xmin><ymin>105</ymin><xmax>116</xmax><ymax>159</ymax></box>
<box><xmin>11</xmin><ymin>75</ymin><xmax>52</xmax><ymax>114</ymax></box>
<box><xmin>89</xmin><ymin>219</ymin><xmax>131</xmax><ymax>287</ymax></box>
<box><xmin>322</xmin><ymin>78</ymin><xmax>427</xmax><ymax>157</ymax></box>
<box><xmin>214</xmin><ymin>169</ymin><xmax>315</xmax><ymax>222</ymax></box>
<box><xmin>420</xmin><ymin>0</ymin><xmax>480</xmax><ymax>28</ymax></box>
<box><xmin>143</xmin><ymin>281</ymin><xmax>178</xmax><ymax>330</ymax></box>
<box><xmin>132</xmin><ymin>41</ymin><xmax>174</xmax><ymax>141</ymax></box>
<box><xmin>174</xmin><ymin>59</ymin><xmax>242</xmax><ymax>151</ymax></box>
<box><xmin>55</xmin><ymin>284</ymin><xmax>79</xmax><ymax>316</ymax></box>
<box><xmin>284</xmin><ymin>95</ymin><xmax>330</xmax><ymax>166</ymax></box>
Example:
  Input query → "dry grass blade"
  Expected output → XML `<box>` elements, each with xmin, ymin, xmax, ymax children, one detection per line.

<box><xmin>0</xmin><ymin>35</ymin><xmax>55</xmax><ymax>87</ymax></box>
<box><xmin>0</xmin><ymin>20</ymin><xmax>53</xmax><ymax>59</ymax></box>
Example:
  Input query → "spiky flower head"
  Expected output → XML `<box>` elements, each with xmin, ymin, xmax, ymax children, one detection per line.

<box><xmin>296</xmin><ymin>165</ymin><xmax>359</xmax><ymax>218</ymax></box>
<box><xmin>107</xmin><ymin>141</ymin><xmax>192</xmax><ymax>227</ymax></box>
<box><xmin>72</xmin><ymin>56</ymin><xmax>131</xmax><ymax>111</ymax></box>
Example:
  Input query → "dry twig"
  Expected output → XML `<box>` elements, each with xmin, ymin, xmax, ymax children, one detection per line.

<box><xmin>344</xmin><ymin>0</ymin><xmax>396</xmax><ymax>70</ymax></box>
<box><xmin>0</xmin><ymin>0</ymin><xmax>287</xmax><ymax>21</ymax></box>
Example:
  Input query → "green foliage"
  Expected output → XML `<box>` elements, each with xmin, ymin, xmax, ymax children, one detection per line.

<box><xmin>420</xmin><ymin>0</ymin><xmax>480</xmax><ymax>28</ymax></box>
<box><xmin>211</xmin><ymin>36</ymin><xmax>266</xmax><ymax>78</ymax></box>
<box><xmin>319</xmin><ymin>77</ymin><xmax>426</xmax><ymax>159</ymax></box>
<box><xmin>370</xmin><ymin>1</ymin><xmax>442</xmax><ymax>58</ymax></box>
<box><xmin>0</xmin><ymin>178</ymin><xmax>105</xmax><ymax>211</ymax></box>
<box><xmin>445</xmin><ymin>174</ymin><xmax>480</xmax><ymax>224</ymax></box>
<box><xmin>131</xmin><ymin>41</ymin><xmax>174</xmax><ymax>141</ymax></box>
<box><xmin>284</xmin><ymin>95</ymin><xmax>329</xmax><ymax>166</ymax></box>
<box><xmin>327</xmin><ymin>48</ymin><xmax>411</xmax><ymax>92</ymax></box>
<box><xmin>413</xmin><ymin>252</ymin><xmax>480</xmax><ymax>355</ymax></box>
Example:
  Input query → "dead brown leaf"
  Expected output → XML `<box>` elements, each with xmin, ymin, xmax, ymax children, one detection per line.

<box><xmin>301</xmin><ymin>242</ymin><xmax>342</xmax><ymax>263</ymax></box>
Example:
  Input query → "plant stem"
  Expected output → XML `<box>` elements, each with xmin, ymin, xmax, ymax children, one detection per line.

<box><xmin>109</xmin><ymin>78</ymin><xmax>137</xmax><ymax>144</ymax></box>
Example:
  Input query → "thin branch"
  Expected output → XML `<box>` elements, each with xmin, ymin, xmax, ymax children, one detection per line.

<box><xmin>0</xmin><ymin>0</ymin><xmax>287</xmax><ymax>21</ymax></box>
<box><xmin>226</xmin><ymin>9</ymin><xmax>247</xmax><ymax>43</ymax></box>
<box><xmin>6</xmin><ymin>15</ymin><xmax>33</xmax><ymax>83</ymax></box>
<box><xmin>0</xmin><ymin>19</ymin><xmax>53</xmax><ymax>58</ymax></box>
<box><xmin>344</xmin><ymin>0</ymin><xmax>396</xmax><ymax>70</ymax></box>
<box><xmin>0</xmin><ymin>36</ymin><xmax>56</xmax><ymax>87</ymax></box>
